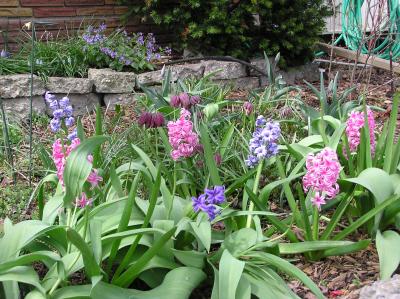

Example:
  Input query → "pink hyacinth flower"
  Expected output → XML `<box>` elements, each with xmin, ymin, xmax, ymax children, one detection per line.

<box><xmin>167</xmin><ymin>108</ymin><xmax>200</xmax><ymax>161</ymax></box>
<box><xmin>76</xmin><ymin>193</ymin><xmax>92</xmax><ymax>208</ymax></box>
<box><xmin>87</xmin><ymin>169</ymin><xmax>103</xmax><ymax>188</ymax></box>
<box><xmin>311</xmin><ymin>192</ymin><xmax>326</xmax><ymax>210</ymax></box>
<box><xmin>344</xmin><ymin>109</ymin><xmax>376</xmax><ymax>157</ymax></box>
<box><xmin>303</xmin><ymin>148</ymin><xmax>341</xmax><ymax>210</ymax></box>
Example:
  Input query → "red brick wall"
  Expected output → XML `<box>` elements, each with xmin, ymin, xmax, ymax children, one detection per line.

<box><xmin>0</xmin><ymin>0</ymin><xmax>168</xmax><ymax>52</ymax></box>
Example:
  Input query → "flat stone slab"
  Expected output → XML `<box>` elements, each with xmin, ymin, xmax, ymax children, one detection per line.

<box><xmin>44</xmin><ymin>93</ymin><xmax>100</xmax><ymax>116</ymax></box>
<box><xmin>360</xmin><ymin>275</ymin><xmax>400</xmax><ymax>299</ymax></box>
<box><xmin>215</xmin><ymin>77</ymin><xmax>260</xmax><ymax>90</ymax></box>
<box><xmin>2</xmin><ymin>96</ymin><xmax>46</xmax><ymax>119</ymax></box>
<box><xmin>203</xmin><ymin>60</ymin><xmax>247</xmax><ymax>80</ymax></box>
<box><xmin>136</xmin><ymin>63</ymin><xmax>205</xmax><ymax>86</ymax></box>
<box><xmin>104</xmin><ymin>93</ymin><xmax>144</xmax><ymax>110</ymax></box>
<box><xmin>46</xmin><ymin>77</ymin><xmax>93</xmax><ymax>94</ymax></box>
<box><xmin>260</xmin><ymin>63</ymin><xmax>320</xmax><ymax>86</ymax></box>
<box><xmin>0</xmin><ymin>74</ymin><xmax>45</xmax><ymax>98</ymax></box>
<box><xmin>136</xmin><ymin>70</ymin><xmax>163</xmax><ymax>86</ymax></box>
<box><xmin>88</xmin><ymin>68</ymin><xmax>136</xmax><ymax>93</ymax></box>
<box><xmin>249</xmin><ymin>57</ymin><xmax>276</xmax><ymax>76</ymax></box>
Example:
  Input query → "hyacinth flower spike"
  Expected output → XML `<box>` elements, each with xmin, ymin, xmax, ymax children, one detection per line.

<box><xmin>245</xmin><ymin>115</ymin><xmax>280</xmax><ymax>228</ymax></box>
<box><xmin>192</xmin><ymin>186</ymin><xmax>226</xmax><ymax>221</ymax></box>
<box><xmin>302</xmin><ymin>147</ymin><xmax>341</xmax><ymax>240</ymax></box>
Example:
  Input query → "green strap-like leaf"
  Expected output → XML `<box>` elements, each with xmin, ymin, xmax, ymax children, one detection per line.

<box><xmin>66</xmin><ymin>228</ymin><xmax>101</xmax><ymax>278</ymax></box>
<box><xmin>244</xmin><ymin>252</ymin><xmax>324</xmax><ymax>299</ymax></box>
<box><xmin>376</xmin><ymin>230</ymin><xmax>400</xmax><ymax>279</ymax></box>
<box><xmin>219</xmin><ymin>250</ymin><xmax>245</xmax><ymax>299</ymax></box>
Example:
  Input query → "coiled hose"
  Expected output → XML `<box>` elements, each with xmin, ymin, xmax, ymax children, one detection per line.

<box><xmin>325</xmin><ymin>0</ymin><xmax>400</xmax><ymax>60</ymax></box>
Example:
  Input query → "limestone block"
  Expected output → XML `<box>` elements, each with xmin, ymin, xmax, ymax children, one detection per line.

<box><xmin>46</xmin><ymin>77</ymin><xmax>93</xmax><ymax>94</ymax></box>
<box><xmin>88</xmin><ymin>68</ymin><xmax>136</xmax><ymax>93</ymax></box>
<box><xmin>0</xmin><ymin>74</ymin><xmax>45</xmax><ymax>98</ymax></box>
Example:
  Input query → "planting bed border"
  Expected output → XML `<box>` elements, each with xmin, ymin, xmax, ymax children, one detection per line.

<box><xmin>0</xmin><ymin>59</ymin><xmax>319</xmax><ymax>119</ymax></box>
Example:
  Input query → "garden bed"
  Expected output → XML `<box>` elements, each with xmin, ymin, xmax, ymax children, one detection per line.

<box><xmin>0</xmin><ymin>56</ymin><xmax>399</xmax><ymax>299</ymax></box>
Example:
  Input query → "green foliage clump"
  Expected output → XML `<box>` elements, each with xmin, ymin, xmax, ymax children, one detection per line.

<box><xmin>0</xmin><ymin>24</ymin><xmax>166</xmax><ymax>77</ymax></box>
<box><xmin>126</xmin><ymin>0</ymin><xmax>330</xmax><ymax>65</ymax></box>
<box><xmin>0</xmin><ymin>183</ymin><xmax>33</xmax><ymax>222</ymax></box>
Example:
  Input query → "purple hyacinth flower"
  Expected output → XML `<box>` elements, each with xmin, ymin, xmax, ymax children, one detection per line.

<box><xmin>65</xmin><ymin>117</ymin><xmax>74</xmax><ymax>127</ymax></box>
<box><xmin>204</xmin><ymin>205</ymin><xmax>220</xmax><ymax>221</ymax></box>
<box><xmin>255</xmin><ymin>115</ymin><xmax>266</xmax><ymax>127</ymax></box>
<box><xmin>53</xmin><ymin>109</ymin><xmax>64</xmax><ymax>119</ymax></box>
<box><xmin>245</xmin><ymin>155</ymin><xmax>259</xmax><ymax>168</ymax></box>
<box><xmin>59</xmin><ymin>96</ymin><xmax>70</xmax><ymax>109</ymax></box>
<box><xmin>246</xmin><ymin>116</ymin><xmax>280</xmax><ymax>168</ymax></box>
<box><xmin>50</xmin><ymin>118</ymin><xmax>61</xmax><ymax>132</ymax></box>
<box><xmin>48</xmin><ymin>100</ymin><xmax>58</xmax><ymax>110</ymax></box>
<box><xmin>45</xmin><ymin>91</ymin><xmax>55</xmax><ymax>104</ymax></box>
<box><xmin>64</xmin><ymin>106</ymin><xmax>73</xmax><ymax>117</ymax></box>
<box><xmin>68</xmin><ymin>129</ymin><xmax>78</xmax><ymax>141</ymax></box>
<box><xmin>205</xmin><ymin>186</ymin><xmax>225</xmax><ymax>204</ymax></box>
<box><xmin>192</xmin><ymin>194</ymin><xmax>207</xmax><ymax>212</ymax></box>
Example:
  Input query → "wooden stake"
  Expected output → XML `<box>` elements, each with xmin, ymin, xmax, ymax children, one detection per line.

<box><xmin>317</xmin><ymin>42</ymin><xmax>400</xmax><ymax>74</ymax></box>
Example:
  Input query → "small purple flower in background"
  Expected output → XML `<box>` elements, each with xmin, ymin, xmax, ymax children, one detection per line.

<box><xmin>246</xmin><ymin>115</ymin><xmax>280</xmax><ymax>168</ymax></box>
<box><xmin>83</xmin><ymin>23</ymin><xmax>106</xmax><ymax>45</ymax></box>
<box><xmin>243</xmin><ymin>101</ymin><xmax>253</xmax><ymax>116</ymax></box>
<box><xmin>1</xmin><ymin>49</ymin><xmax>10</xmax><ymax>58</ymax></box>
<box><xmin>97</xmin><ymin>23</ymin><xmax>107</xmax><ymax>32</ymax></box>
<box><xmin>137</xmin><ymin>32</ymin><xmax>145</xmax><ymax>45</ymax></box>
<box><xmin>192</xmin><ymin>186</ymin><xmax>226</xmax><ymax>220</ymax></box>
<box><xmin>45</xmin><ymin>92</ymin><xmax>75</xmax><ymax>134</ymax></box>
<box><xmin>165</xmin><ymin>47</ymin><xmax>172</xmax><ymax>56</ymax></box>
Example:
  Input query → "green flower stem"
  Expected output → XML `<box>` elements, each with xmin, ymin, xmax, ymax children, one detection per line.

<box><xmin>50</xmin><ymin>207</ymin><xmax>88</xmax><ymax>296</ymax></box>
<box><xmin>28</xmin><ymin>22</ymin><xmax>35</xmax><ymax>187</ymax></box>
<box><xmin>312</xmin><ymin>206</ymin><xmax>319</xmax><ymax>241</ymax></box>
<box><xmin>168</xmin><ymin>162</ymin><xmax>177</xmax><ymax>219</ymax></box>
<box><xmin>246</xmin><ymin>160</ymin><xmax>264</xmax><ymax>228</ymax></box>
<box><xmin>276</xmin><ymin>156</ymin><xmax>303</xmax><ymax>228</ymax></box>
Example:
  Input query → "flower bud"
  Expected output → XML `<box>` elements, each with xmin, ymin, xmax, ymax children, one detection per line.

<box><xmin>170</xmin><ymin>95</ymin><xmax>180</xmax><ymax>108</ymax></box>
<box><xmin>243</xmin><ymin>101</ymin><xmax>253</xmax><ymax>116</ymax></box>
<box><xmin>152</xmin><ymin>112</ymin><xmax>165</xmax><ymax>128</ymax></box>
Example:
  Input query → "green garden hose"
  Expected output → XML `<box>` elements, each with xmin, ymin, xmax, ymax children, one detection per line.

<box><xmin>326</xmin><ymin>0</ymin><xmax>400</xmax><ymax>60</ymax></box>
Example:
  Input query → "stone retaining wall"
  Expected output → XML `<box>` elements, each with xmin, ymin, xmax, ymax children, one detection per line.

<box><xmin>0</xmin><ymin>59</ymin><xmax>320</xmax><ymax>119</ymax></box>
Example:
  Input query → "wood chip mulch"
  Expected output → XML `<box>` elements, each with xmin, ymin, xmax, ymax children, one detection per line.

<box><xmin>290</xmin><ymin>244</ymin><xmax>379</xmax><ymax>299</ymax></box>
